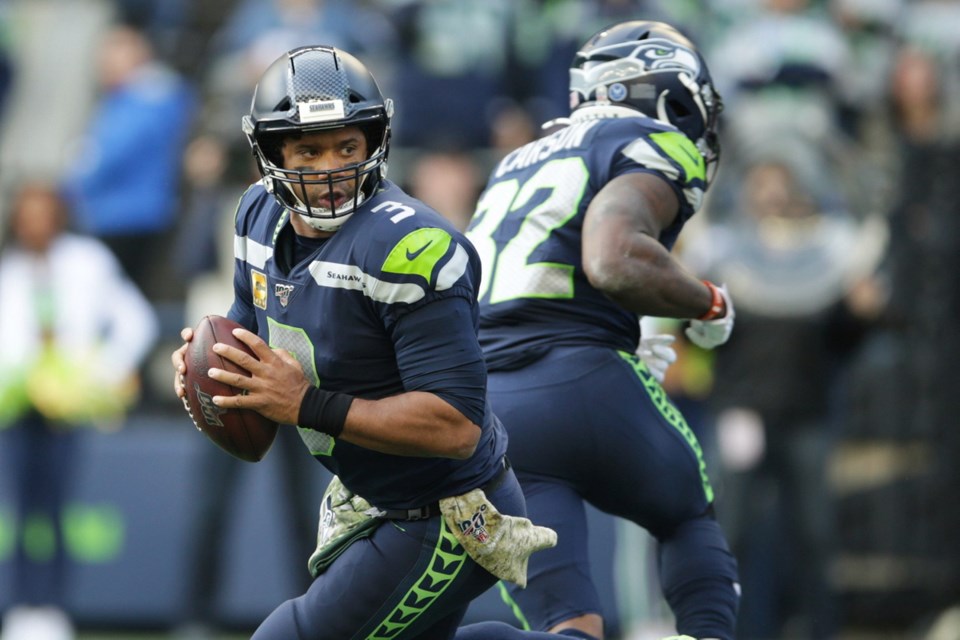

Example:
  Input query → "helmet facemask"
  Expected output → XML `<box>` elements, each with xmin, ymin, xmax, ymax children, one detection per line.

<box><xmin>243</xmin><ymin>46</ymin><xmax>394</xmax><ymax>232</ymax></box>
<box><xmin>245</xmin><ymin>118</ymin><xmax>391</xmax><ymax>232</ymax></box>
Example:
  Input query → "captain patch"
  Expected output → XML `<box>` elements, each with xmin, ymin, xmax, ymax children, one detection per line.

<box><xmin>252</xmin><ymin>270</ymin><xmax>268</xmax><ymax>309</ymax></box>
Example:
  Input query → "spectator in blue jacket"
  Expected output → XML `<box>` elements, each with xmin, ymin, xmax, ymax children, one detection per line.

<box><xmin>62</xmin><ymin>21</ymin><xmax>196</xmax><ymax>301</ymax></box>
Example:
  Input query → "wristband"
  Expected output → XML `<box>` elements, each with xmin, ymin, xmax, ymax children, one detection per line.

<box><xmin>697</xmin><ymin>280</ymin><xmax>726</xmax><ymax>321</ymax></box>
<box><xmin>298</xmin><ymin>386</ymin><xmax>354</xmax><ymax>438</ymax></box>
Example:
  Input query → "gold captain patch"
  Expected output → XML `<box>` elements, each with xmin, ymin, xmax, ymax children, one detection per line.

<box><xmin>252</xmin><ymin>269</ymin><xmax>268</xmax><ymax>309</ymax></box>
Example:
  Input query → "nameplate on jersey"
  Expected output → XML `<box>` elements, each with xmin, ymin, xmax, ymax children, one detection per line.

<box><xmin>299</xmin><ymin>99</ymin><xmax>345</xmax><ymax>123</ymax></box>
<box><xmin>252</xmin><ymin>269</ymin><xmax>268</xmax><ymax>309</ymax></box>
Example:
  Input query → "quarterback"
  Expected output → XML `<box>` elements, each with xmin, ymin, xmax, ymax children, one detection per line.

<box><xmin>171</xmin><ymin>46</ymin><xmax>555</xmax><ymax>639</ymax></box>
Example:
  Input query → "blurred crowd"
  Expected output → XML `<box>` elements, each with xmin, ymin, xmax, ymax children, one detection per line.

<box><xmin>0</xmin><ymin>0</ymin><xmax>959</xmax><ymax>639</ymax></box>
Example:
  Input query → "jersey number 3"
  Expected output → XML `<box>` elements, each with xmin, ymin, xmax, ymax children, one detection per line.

<box><xmin>466</xmin><ymin>157</ymin><xmax>589</xmax><ymax>304</ymax></box>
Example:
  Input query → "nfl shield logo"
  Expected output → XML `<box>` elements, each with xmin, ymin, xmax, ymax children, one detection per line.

<box><xmin>275</xmin><ymin>283</ymin><xmax>295</xmax><ymax>307</ymax></box>
<box><xmin>458</xmin><ymin>505</ymin><xmax>489</xmax><ymax>544</ymax></box>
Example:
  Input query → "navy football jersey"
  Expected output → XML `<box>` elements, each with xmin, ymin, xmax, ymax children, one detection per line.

<box><xmin>467</xmin><ymin>114</ymin><xmax>709</xmax><ymax>370</ymax></box>
<box><xmin>227</xmin><ymin>179</ymin><xmax>506</xmax><ymax>510</ymax></box>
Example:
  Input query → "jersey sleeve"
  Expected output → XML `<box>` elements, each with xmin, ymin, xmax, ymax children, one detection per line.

<box><xmin>359</xmin><ymin>198</ymin><xmax>486</xmax><ymax>423</ymax></box>
<box><xmin>601</xmin><ymin>120</ymin><xmax>708</xmax><ymax>218</ymax></box>
<box><xmin>226</xmin><ymin>185</ymin><xmax>262</xmax><ymax>332</ymax></box>
<box><xmin>365</xmin><ymin>210</ymin><xmax>482</xmax><ymax>323</ymax></box>
<box><xmin>388</xmin><ymin>294</ymin><xmax>487</xmax><ymax>426</ymax></box>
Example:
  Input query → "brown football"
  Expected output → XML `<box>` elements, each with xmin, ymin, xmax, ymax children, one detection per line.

<box><xmin>182</xmin><ymin>315</ymin><xmax>278</xmax><ymax>462</ymax></box>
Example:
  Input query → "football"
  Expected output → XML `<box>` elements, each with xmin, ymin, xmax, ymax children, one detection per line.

<box><xmin>182</xmin><ymin>315</ymin><xmax>279</xmax><ymax>462</ymax></box>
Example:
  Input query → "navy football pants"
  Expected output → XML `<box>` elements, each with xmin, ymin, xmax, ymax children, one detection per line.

<box><xmin>251</xmin><ymin>469</ymin><xmax>526</xmax><ymax>640</ymax></box>
<box><xmin>488</xmin><ymin>345</ymin><xmax>739</xmax><ymax>640</ymax></box>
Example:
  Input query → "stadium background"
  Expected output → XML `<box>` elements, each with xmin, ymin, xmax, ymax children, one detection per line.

<box><xmin>0</xmin><ymin>0</ymin><xmax>959</xmax><ymax>638</ymax></box>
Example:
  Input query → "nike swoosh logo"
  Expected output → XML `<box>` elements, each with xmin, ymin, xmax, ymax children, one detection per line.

<box><xmin>406</xmin><ymin>240</ymin><xmax>433</xmax><ymax>260</ymax></box>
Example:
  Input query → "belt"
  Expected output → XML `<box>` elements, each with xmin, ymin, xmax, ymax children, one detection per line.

<box><xmin>377</xmin><ymin>456</ymin><xmax>511</xmax><ymax>521</ymax></box>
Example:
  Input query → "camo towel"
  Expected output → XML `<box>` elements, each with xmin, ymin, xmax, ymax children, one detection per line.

<box><xmin>440</xmin><ymin>488</ymin><xmax>557</xmax><ymax>587</ymax></box>
<box><xmin>307</xmin><ymin>476</ymin><xmax>383</xmax><ymax>577</ymax></box>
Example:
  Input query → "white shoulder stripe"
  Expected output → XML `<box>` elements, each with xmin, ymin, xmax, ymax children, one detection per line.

<box><xmin>684</xmin><ymin>186</ymin><xmax>705</xmax><ymax>212</ymax></box>
<box><xmin>234</xmin><ymin>234</ymin><xmax>273</xmax><ymax>270</ymax></box>
<box><xmin>436</xmin><ymin>243</ymin><xmax>469</xmax><ymax>291</ymax></box>
<box><xmin>308</xmin><ymin>261</ymin><xmax>426</xmax><ymax>304</ymax></box>
<box><xmin>621</xmin><ymin>138</ymin><xmax>680</xmax><ymax>181</ymax></box>
<box><xmin>622</xmin><ymin>139</ymin><xmax>704</xmax><ymax>210</ymax></box>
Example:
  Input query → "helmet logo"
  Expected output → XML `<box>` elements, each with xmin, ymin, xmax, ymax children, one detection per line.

<box><xmin>608</xmin><ymin>82</ymin><xmax>628</xmax><ymax>102</ymax></box>
<box><xmin>632</xmin><ymin>42</ymin><xmax>700</xmax><ymax>76</ymax></box>
<box><xmin>299</xmin><ymin>99</ymin><xmax>345</xmax><ymax>123</ymax></box>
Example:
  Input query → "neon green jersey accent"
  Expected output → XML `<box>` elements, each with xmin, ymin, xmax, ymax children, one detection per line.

<box><xmin>649</xmin><ymin>131</ymin><xmax>706</xmax><ymax>183</ymax></box>
<box><xmin>381</xmin><ymin>228</ymin><xmax>452</xmax><ymax>282</ymax></box>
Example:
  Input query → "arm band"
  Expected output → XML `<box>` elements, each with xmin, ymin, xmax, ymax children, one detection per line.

<box><xmin>297</xmin><ymin>386</ymin><xmax>355</xmax><ymax>439</ymax></box>
<box><xmin>697</xmin><ymin>280</ymin><xmax>726</xmax><ymax>321</ymax></box>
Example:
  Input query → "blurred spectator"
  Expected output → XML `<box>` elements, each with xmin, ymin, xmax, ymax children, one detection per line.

<box><xmin>888</xmin><ymin>45</ymin><xmax>942</xmax><ymax>146</ymax></box>
<box><xmin>0</xmin><ymin>181</ymin><xmax>158</xmax><ymax>640</ymax></box>
<box><xmin>405</xmin><ymin>149</ymin><xmax>483</xmax><ymax>231</ymax></box>
<box><xmin>682</xmin><ymin>156</ymin><xmax>887</xmax><ymax>640</ymax></box>
<box><xmin>61</xmin><ymin>21</ymin><xmax>196</xmax><ymax>302</ymax></box>
<box><xmin>112</xmin><ymin>0</ymin><xmax>192</xmax><ymax>62</ymax></box>
<box><xmin>211</xmin><ymin>0</ymin><xmax>390</xmax><ymax>60</ymax></box>
<box><xmin>879</xmin><ymin>43</ymin><xmax>943</xmax><ymax>335</ymax></box>
<box><xmin>488</xmin><ymin>101</ymin><xmax>538</xmax><ymax>161</ymax></box>
<box><xmin>708</xmin><ymin>0</ymin><xmax>855</xmax><ymax>152</ymax></box>
<box><xmin>172</xmin><ymin>134</ymin><xmax>240</xmax><ymax>282</ymax></box>
<box><xmin>898</xmin><ymin>0</ymin><xmax>960</xmax><ymax>136</ymax></box>
<box><xmin>828</xmin><ymin>0</ymin><xmax>902</xmax><ymax>130</ymax></box>
<box><xmin>199</xmin><ymin>0</ymin><xmax>395</xmax><ymax>144</ymax></box>
<box><xmin>872</xmin><ymin>41</ymin><xmax>960</xmax><ymax>622</ymax></box>
<box><xmin>378</xmin><ymin>0</ymin><xmax>522</xmax><ymax>149</ymax></box>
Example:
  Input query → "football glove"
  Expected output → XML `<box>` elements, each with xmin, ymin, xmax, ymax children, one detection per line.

<box><xmin>637</xmin><ymin>334</ymin><xmax>677</xmax><ymax>383</ymax></box>
<box><xmin>685</xmin><ymin>281</ymin><xmax>734</xmax><ymax>350</ymax></box>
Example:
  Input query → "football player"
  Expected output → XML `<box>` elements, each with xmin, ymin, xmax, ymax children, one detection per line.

<box><xmin>462</xmin><ymin>21</ymin><xmax>741</xmax><ymax>640</ymax></box>
<box><xmin>171</xmin><ymin>46</ymin><xmax>554</xmax><ymax>640</ymax></box>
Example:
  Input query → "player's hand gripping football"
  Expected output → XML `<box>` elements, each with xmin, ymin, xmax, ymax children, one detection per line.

<box><xmin>637</xmin><ymin>334</ymin><xmax>677</xmax><ymax>383</ymax></box>
<box><xmin>203</xmin><ymin>327</ymin><xmax>311</xmax><ymax>426</ymax></box>
<box><xmin>685</xmin><ymin>281</ymin><xmax>735</xmax><ymax>350</ymax></box>
<box><xmin>172</xmin><ymin>326</ymin><xmax>193</xmax><ymax>407</ymax></box>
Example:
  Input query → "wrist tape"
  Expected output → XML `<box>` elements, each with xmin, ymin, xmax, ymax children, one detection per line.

<box><xmin>698</xmin><ymin>280</ymin><xmax>726</xmax><ymax>321</ymax></box>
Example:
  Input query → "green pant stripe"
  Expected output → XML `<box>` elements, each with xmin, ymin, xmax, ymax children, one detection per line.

<box><xmin>497</xmin><ymin>580</ymin><xmax>531</xmax><ymax>630</ymax></box>
<box><xmin>365</xmin><ymin>518</ymin><xmax>468</xmax><ymax>639</ymax></box>
<box><xmin>619</xmin><ymin>351</ymin><xmax>715</xmax><ymax>503</ymax></box>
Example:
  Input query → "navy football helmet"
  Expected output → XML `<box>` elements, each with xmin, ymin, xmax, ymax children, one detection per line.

<box><xmin>242</xmin><ymin>46</ymin><xmax>393</xmax><ymax>231</ymax></box>
<box><xmin>570</xmin><ymin>21</ymin><xmax>723</xmax><ymax>183</ymax></box>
